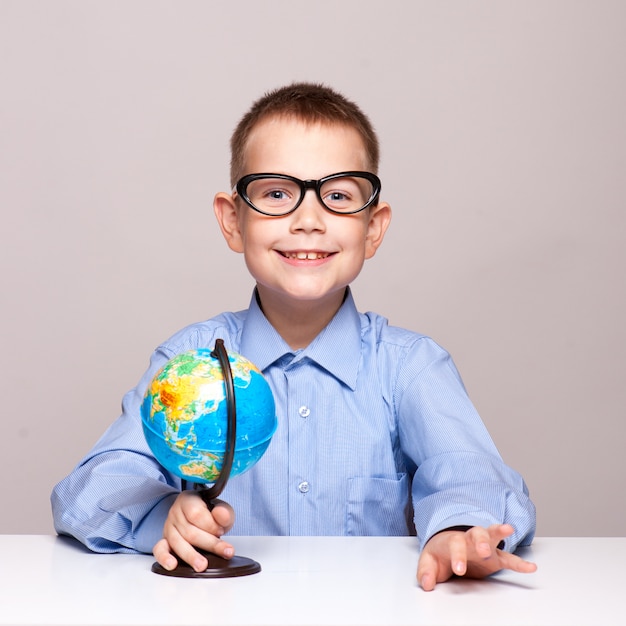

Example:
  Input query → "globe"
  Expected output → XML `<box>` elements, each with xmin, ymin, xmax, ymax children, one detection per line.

<box><xmin>141</xmin><ymin>346</ymin><xmax>277</xmax><ymax>486</ymax></box>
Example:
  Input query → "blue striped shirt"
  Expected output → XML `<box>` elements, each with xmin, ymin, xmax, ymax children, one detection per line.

<box><xmin>51</xmin><ymin>289</ymin><xmax>535</xmax><ymax>554</ymax></box>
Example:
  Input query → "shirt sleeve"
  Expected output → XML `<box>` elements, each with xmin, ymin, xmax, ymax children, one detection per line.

<box><xmin>50</xmin><ymin>346</ymin><xmax>182</xmax><ymax>554</ymax></box>
<box><xmin>394</xmin><ymin>337</ymin><xmax>536</xmax><ymax>552</ymax></box>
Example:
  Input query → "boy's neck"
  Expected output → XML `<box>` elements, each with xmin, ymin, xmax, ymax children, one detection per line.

<box><xmin>255</xmin><ymin>286</ymin><xmax>347</xmax><ymax>351</ymax></box>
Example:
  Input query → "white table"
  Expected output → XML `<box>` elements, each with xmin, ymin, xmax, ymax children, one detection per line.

<box><xmin>0</xmin><ymin>535</ymin><xmax>622</xmax><ymax>626</ymax></box>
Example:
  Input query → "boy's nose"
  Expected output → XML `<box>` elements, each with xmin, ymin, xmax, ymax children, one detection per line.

<box><xmin>290</xmin><ymin>189</ymin><xmax>327</xmax><ymax>231</ymax></box>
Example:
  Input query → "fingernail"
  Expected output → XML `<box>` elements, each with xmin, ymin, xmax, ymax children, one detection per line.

<box><xmin>455</xmin><ymin>561</ymin><xmax>465</xmax><ymax>574</ymax></box>
<box><xmin>223</xmin><ymin>547</ymin><xmax>234</xmax><ymax>558</ymax></box>
<box><xmin>193</xmin><ymin>558</ymin><xmax>206</xmax><ymax>572</ymax></box>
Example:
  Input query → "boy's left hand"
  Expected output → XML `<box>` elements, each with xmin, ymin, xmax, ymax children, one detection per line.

<box><xmin>417</xmin><ymin>523</ymin><xmax>537</xmax><ymax>591</ymax></box>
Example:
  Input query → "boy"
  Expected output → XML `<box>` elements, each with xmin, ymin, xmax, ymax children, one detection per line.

<box><xmin>52</xmin><ymin>82</ymin><xmax>536</xmax><ymax>591</ymax></box>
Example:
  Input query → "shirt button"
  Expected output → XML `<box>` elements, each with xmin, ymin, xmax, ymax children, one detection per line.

<box><xmin>298</xmin><ymin>481</ymin><xmax>310</xmax><ymax>493</ymax></box>
<box><xmin>298</xmin><ymin>406</ymin><xmax>310</xmax><ymax>418</ymax></box>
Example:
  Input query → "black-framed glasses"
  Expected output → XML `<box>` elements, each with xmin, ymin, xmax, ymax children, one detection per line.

<box><xmin>235</xmin><ymin>171</ymin><xmax>381</xmax><ymax>216</ymax></box>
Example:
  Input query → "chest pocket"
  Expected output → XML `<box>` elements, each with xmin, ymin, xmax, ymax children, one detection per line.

<box><xmin>345</xmin><ymin>473</ymin><xmax>415</xmax><ymax>536</ymax></box>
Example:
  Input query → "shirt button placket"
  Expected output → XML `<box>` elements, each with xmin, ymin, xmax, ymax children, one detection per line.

<box><xmin>297</xmin><ymin>406</ymin><xmax>310</xmax><ymax>495</ymax></box>
<box><xmin>286</xmin><ymin>363</ymin><xmax>314</xmax><ymax>533</ymax></box>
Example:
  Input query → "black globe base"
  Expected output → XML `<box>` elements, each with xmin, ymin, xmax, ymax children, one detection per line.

<box><xmin>151</xmin><ymin>550</ymin><xmax>261</xmax><ymax>578</ymax></box>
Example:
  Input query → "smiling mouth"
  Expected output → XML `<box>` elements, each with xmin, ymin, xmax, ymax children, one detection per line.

<box><xmin>280</xmin><ymin>251</ymin><xmax>332</xmax><ymax>260</ymax></box>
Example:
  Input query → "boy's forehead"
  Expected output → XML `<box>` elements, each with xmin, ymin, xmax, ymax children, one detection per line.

<box><xmin>249</xmin><ymin>113</ymin><xmax>351</xmax><ymax>134</ymax></box>
<box><xmin>241</xmin><ymin>115</ymin><xmax>370</xmax><ymax>175</ymax></box>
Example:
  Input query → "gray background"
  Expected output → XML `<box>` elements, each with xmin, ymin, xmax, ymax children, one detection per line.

<box><xmin>2</xmin><ymin>1</ymin><xmax>624</xmax><ymax>537</ymax></box>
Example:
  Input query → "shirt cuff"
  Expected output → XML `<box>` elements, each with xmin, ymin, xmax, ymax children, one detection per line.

<box><xmin>428</xmin><ymin>525</ymin><xmax>506</xmax><ymax>550</ymax></box>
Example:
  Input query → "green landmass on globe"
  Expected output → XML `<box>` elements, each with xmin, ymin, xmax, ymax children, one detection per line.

<box><xmin>141</xmin><ymin>347</ymin><xmax>277</xmax><ymax>485</ymax></box>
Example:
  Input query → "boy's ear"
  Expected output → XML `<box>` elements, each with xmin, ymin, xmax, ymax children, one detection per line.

<box><xmin>214</xmin><ymin>192</ymin><xmax>244</xmax><ymax>253</ymax></box>
<box><xmin>365</xmin><ymin>201</ymin><xmax>392</xmax><ymax>260</ymax></box>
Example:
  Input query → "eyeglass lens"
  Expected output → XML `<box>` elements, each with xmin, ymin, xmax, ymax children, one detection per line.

<box><xmin>244</xmin><ymin>175</ymin><xmax>376</xmax><ymax>215</ymax></box>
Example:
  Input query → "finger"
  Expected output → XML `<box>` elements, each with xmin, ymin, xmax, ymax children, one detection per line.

<box><xmin>198</xmin><ymin>536</ymin><xmax>236</xmax><ymax>561</ymax></box>
<box><xmin>498</xmin><ymin>551</ymin><xmax>538</xmax><ymax>574</ymax></box>
<box><xmin>171</xmin><ymin>515</ymin><xmax>236</xmax><ymax>565</ymax></box>
<box><xmin>165</xmin><ymin>494</ymin><xmax>237</xmax><ymax>570</ymax></box>
<box><xmin>177</xmin><ymin>498</ymin><xmax>236</xmax><ymax>558</ymax></box>
<box><xmin>153</xmin><ymin>538</ymin><xmax>179</xmax><ymax>571</ymax></box>
<box><xmin>180</xmin><ymin>493</ymin><xmax>226</xmax><ymax>536</ymax></box>
<box><xmin>488</xmin><ymin>523</ymin><xmax>515</xmax><ymax>544</ymax></box>
<box><xmin>465</xmin><ymin>526</ymin><xmax>494</xmax><ymax>559</ymax></box>
<box><xmin>416</xmin><ymin>550</ymin><xmax>440</xmax><ymax>592</ymax></box>
<box><xmin>164</xmin><ymin>524</ymin><xmax>210</xmax><ymax>572</ymax></box>
<box><xmin>154</xmin><ymin>533</ymin><xmax>209</xmax><ymax>573</ymax></box>
<box><xmin>448</xmin><ymin>532</ymin><xmax>468</xmax><ymax>576</ymax></box>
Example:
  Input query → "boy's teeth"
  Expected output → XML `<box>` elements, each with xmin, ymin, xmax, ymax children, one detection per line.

<box><xmin>289</xmin><ymin>252</ymin><xmax>328</xmax><ymax>260</ymax></box>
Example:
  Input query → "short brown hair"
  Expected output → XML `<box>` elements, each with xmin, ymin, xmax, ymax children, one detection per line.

<box><xmin>229</xmin><ymin>82</ymin><xmax>380</xmax><ymax>187</ymax></box>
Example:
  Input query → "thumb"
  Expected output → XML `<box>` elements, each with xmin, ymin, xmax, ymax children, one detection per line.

<box><xmin>417</xmin><ymin>550</ymin><xmax>440</xmax><ymax>592</ymax></box>
<box><xmin>210</xmin><ymin>499</ymin><xmax>235</xmax><ymax>532</ymax></box>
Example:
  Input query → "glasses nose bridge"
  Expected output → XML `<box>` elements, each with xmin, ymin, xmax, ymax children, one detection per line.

<box><xmin>298</xmin><ymin>178</ymin><xmax>323</xmax><ymax>208</ymax></box>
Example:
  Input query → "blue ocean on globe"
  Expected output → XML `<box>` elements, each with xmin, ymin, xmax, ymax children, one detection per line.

<box><xmin>141</xmin><ymin>347</ymin><xmax>277</xmax><ymax>485</ymax></box>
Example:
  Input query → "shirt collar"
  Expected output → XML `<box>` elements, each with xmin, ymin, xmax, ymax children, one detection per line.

<box><xmin>240</xmin><ymin>288</ymin><xmax>362</xmax><ymax>390</ymax></box>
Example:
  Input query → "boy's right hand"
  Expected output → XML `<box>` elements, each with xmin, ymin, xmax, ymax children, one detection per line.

<box><xmin>152</xmin><ymin>491</ymin><xmax>236</xmax><ymax>573</ymax></box>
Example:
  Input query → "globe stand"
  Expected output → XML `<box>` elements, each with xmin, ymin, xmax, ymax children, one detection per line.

<box><xmin>151</xmin><ymin>339</ymin><xmax>262</xmax><ymax>578</ymax></box>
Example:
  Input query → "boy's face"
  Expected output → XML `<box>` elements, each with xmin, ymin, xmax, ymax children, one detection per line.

<box><xmin>214</xmin><ymin>117</ymin><xmax>391</xmax><ymax>313</ymax></box>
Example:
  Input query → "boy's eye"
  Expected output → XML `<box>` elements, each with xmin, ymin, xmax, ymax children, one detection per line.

<box><xmin>247</xmin><ymin>180</ymin><xmax>299</xmax><ymax>209</ymax></box>
<box><xmin>322</xmin><ymin>190</ymin><xmax>353</xmax><ymax>208</ymax></box>
<box><xmin>320</xmin><ymin>177</ymin><xmax>368</xmax><ymax>211</ymax></box>
<box><xmin>266</xmin><ymin>189</ymin><xmax>289</xmax><ymax>201</ymax></box>
<box><xmin>326</xmin><ymin>191</ymin><xmax>349</xmax><ymax>202</ymax></box>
